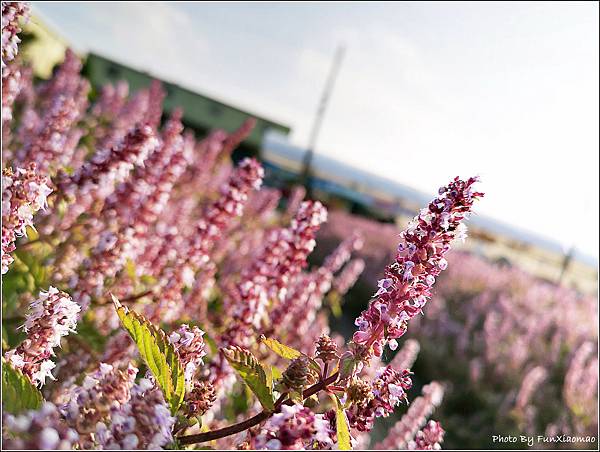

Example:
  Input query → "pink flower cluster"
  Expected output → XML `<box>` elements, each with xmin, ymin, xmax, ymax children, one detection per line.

<box><xmin>4</xmin><ymin>287</ymin><xmax>80</xmax><ymax>386</ymax></box>
<box><xmin>2</xmin><ymin>163</ymin><xmax>52</xmax><ymax>273</ymax></box>
<box><xmin>168</xmin><ymin>324</ymin><xmax>207</xmax><ymax>386</ymax></box>
<box><xmin>248</xmin><ymin>404</ymin><xmax>336</xmax><ymax>450</ymax></box>
<box><xmin>347</xmin><ymin>365</ymin><xmax>413</xmax><ymax>432</ymax></box>
<box><xmin>62</xmin><ymin>363</ymin><xmax>138</xmax><ymax>448</ymax></box>
<box><xmin>223</xmin><ymin>200</ymin><xmax>328</xmax><ymax>346</ymax></box>
<box><xmin>1</xmin><ymin>1</ymin><xmax>29</xmax><ymax>71</ymax></box>
<box><xmin>333</xmin><ymin>258</ymin><xmax>366</xmax><ymax>296</ymax></box>
<box><xmin>352</xmin><ymin>177</ymin><xmax>483</xmax><ymax>359</ymax></box>
<box><xmin>94</xmin><ymin>378</ymin><xmax>175</xmax><ymax>449</ymax></box>
<box><xmin>410</xmin><ymin>420</ymin><xmax>445</xmax><ymax>450</ymax></box>
<box><xmin>373</xmin><ymin>382</ymin><xmax>445</xmax><ymax>450</ymax></box>
<box><xmin>2</xmin><ymin>402</ymin><xmax>79</xmax><ymax>450</ymax></box>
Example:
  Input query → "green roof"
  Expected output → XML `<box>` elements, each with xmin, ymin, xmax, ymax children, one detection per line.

<box><xmin>84</xmin><ymin>53</ymin><xmax>291</xmax><ymax>149</ymax></box>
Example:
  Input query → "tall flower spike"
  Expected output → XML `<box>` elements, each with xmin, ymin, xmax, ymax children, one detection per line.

<box><xmin>221</xmin><ymin>201</ymin><xmax>327</xmax><ymax>347</ymax></box>
<box><xmin>373</xmin><ymin>381</ymin><xmax>445</xmax><ymax>450</ymax></box>
<box><xmin>1</xmin><ymin>164</ymin><xmax>52</xmax><ymax>274</ymax></box>
<box><xmin>1</xmin><ymin>1</ymin><xmax>30</xmax><ymax>72</ymax></box>
<box><xmin>150</xmin><ymin>158</ymin><xmax>264</xmax><ymax>322</ymax></box>
<box><xmin>17</xmin><ymin>94</ymin><xmax>87</xmax><ymax>173</ymax></box>
<box><xmin>352</xmin><ymin>176</ymin><xmax>483</xmax><ymax>360</ymax></box>
<box><xmin>322</xmin><ymin>231</ymin><xmax>364</xmax><ymax>274</ymax></box>
<box><xmin>4</xmin><ymin>287</ymin><xmax>80</xmax><ymax>386</ymax></box>
<box><xmin>409</xmin><ymin>420</ymin><xmax>445</xmax><ymax>450</ymax></box>
<box><xmin>333</xmin><ymin>258</ymin><xmax>365</xmax><ymax>296</ymax></box>
<box><xmin>56</xmin><ymin>124</ymin><xmax>158</xmax><ymax>232</ymax></box>
<box><xmin>36</xmin><ymin>48</ymin><xmax>84</xmax><ymax>112</ymax></box>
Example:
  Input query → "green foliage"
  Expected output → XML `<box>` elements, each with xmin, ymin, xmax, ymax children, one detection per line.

<box><xmin>333</xmin><ymin>394</ymin><xmax>352</xmax><ymax>450</ymax></box>
<box><xmin>222</xmin><ymin>346</ymin><xmax>275</xmax><ymax>411</ymax></box>
<box><xmin>271</xmin><ymin>365</ymin><xmax>283</xmax><ymax>381</ymax></box>
<box><xmin>260</xmin><ymin>335</ymin><xmax>302</xmax><ymax>360</ymax></box>
<box><xmin>77</xmin><ymin>315</ymin><xmax>109</xmax><ymax>352</ymax></box>
<box><xmin>113</xmin><ymin>295</ymin><xmax>185</xmax><ymax>415</ymax></box>
<box><xmin>2</xmin><ymin>358</ymin><xmax>44</xmax><ymax>414</ymax></box>
<box><xmin>124</xmin><ymin>258</ymin><xmax>138</xmax><ymax>283</ymax></box>
<box><xmin>260</xmin><ymin>336</ymin><xmax>321</xmax><ymax>375</ymax></box>
<box><xmin>327</xmin><ymin>292</ymin><xmax>343</xmax><ymax>318</ymax></box>
<box><xmin>2</xmin><ymin>238</ymin><xmax>53</xmax><ymax>319</ymax></box>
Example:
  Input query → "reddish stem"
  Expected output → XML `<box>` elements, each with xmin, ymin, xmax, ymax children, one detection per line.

<box><xmin>177</xmin><ymin>371</ymin><xmax>339</xmax><ymax>445</ymax></box>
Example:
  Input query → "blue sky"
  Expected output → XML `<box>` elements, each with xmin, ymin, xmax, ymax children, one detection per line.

<box><xmin>33</xmin><ymin>2</ymin><xmax>599</xmax><ymax>258</ymax></box>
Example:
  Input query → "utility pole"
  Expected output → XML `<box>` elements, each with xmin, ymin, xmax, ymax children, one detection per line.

<box><xmin>301</xmin><ymin>44</ymin><xmax>346</xmax><ymax>195</ymax></box>
<box><xmin>558</xmin><ymin>244</ymin><xmax>575</xmax><ymax>285</ymax></box>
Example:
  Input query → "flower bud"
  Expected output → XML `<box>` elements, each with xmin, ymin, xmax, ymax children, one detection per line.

<box><xmin>347</xmin><ymin>378</ymin><xmax>374</xmax><ymax>407</ymax></box>
<box><xmin>183</xmin><ymin>380</ymin><xmax>217</xmax><ymax>418</ymax></box>
<box><xmin>315</xmin><ymin>334</ymin><xmax>338</xmax><ymax>363</ymax></box>
<box><xmin>281</xmin><ymin>355</ymin><xmax>310</xmax><ymax>391</ymax></box>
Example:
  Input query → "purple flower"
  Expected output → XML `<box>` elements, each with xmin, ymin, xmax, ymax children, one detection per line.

<box><xmin>4</xmin><ymin>287</ymin><xmax>80</xmax><ymax>386</ymax></box>
<box><xmin>376</xmin><ymin>277</ymin><xmax>395</xmax><ymax>296</ymax></box>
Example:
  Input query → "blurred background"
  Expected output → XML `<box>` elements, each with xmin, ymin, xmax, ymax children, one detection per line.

<box><xmin>20</xmin><ymin>1</ymin><xmax>599</xmax><ymax>449</ymax></box>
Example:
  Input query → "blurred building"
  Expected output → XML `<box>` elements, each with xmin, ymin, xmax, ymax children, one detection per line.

<box><xmin>83</xmin><ymin>53</ymin><xmax>290</xmax><ymax>156</ymax></box>
<box><xmin>19</xmin><ymin>14</ymin><xmax>291</xmax><ymax>158</ymax></box>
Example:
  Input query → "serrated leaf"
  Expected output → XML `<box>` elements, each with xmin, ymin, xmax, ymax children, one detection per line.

<box><xmin>222</xmin><ymin>346</ymin><xmax>274</xmax><ymax>411</ymax></box>
<box><xmin>263</xmin><ymin>363</ymin><xmax>273</xmax><ymax>392</ymax></box>
<box><xmin>260</xmin><ymin>336</ymin><xmax>322</xmax><ymax>377</ymax></box>
<box><xmin>2</xmin><ymin>358</ymin><xmax>44</xmax><ymax>413</ymax></box>
<box><xmin>271</xmin><ymin>365</ymin><xmax>283</xmax><ymax>380</ymax></box>
<box><xmin>113</xmin><ymin>295</ymin><xmax>185</xmax><ymax>414</ymax></box>
<box><xmin>333</xmin><ymin>394</ymin><xmax>352</xmax><ymax>450</ymax></box>
<box><xmin>260</xmin><ymin>336</ymin><xmax>302</xmax><ymax>360</ymax></box>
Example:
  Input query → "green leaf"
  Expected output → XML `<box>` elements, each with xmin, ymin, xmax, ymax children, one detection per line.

<box><xmin>77</xmin><ymin>315</ymin><xmax>108</xmax><ymax>352</ymax></box>
<box><xmin>202</xmin><ymin>331</ymin><xmax>219</xmax><ymax>356</ymax></box>
<box><xmin>2</xmin><ymin>358</ymin><xmax>44</xmax><ymax>413</ymax></box>
<box><xmin>25</xmin><ymin>225</ymin><xmax>39</xmax><ymax>241</ymax></box>
<box><xmin>263</xmin><ymin>363</ymin><xmax>273</xmax><ymax>393</ymax></box>
<box><xmin>328</xmin><ymin>292</ymin><xmax>343</xmax><ymax>318</ymax></box>
<box><xmin>260</xmin><ymin>335</ymin><xmax>302</xmax><ymax>360</ymax></box>
<box><xmin>140</xmin><ymin>274</ymin><xmax>157</xmax><ymax>285</ymax></box>
<box><xmin>260</xmin><ymin>335</ymin><xmax>321</xmax><ymax>376</ymax></box>
<box><xmin>124</xmin><ymin>259</ymin><xmax>137</xmax><ymax>282</ymax></box>
<box><xmin>333</xmin><ymin>394</ymin><xmax>352</xmax><ymax>450</ymax></box>
<box><xmin>271</xmin><ymin>365</ymin><xmax>283</xmax><ymax>380</ymax></box>
<box><xmin>112</xmin><ymin>295</ymin><xmax>185</xmax><ymax>414</ymax></box>
<box><xmin>222</xmin><ymin>346</ymin><xmax>274</xmax><ymax>411</ymax></box>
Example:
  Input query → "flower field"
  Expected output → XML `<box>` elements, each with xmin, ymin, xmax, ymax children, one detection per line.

<box><xmin>1</xmin><ymin>3</ymin><xmax>598</xmax><ymax>451</ymax></box>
